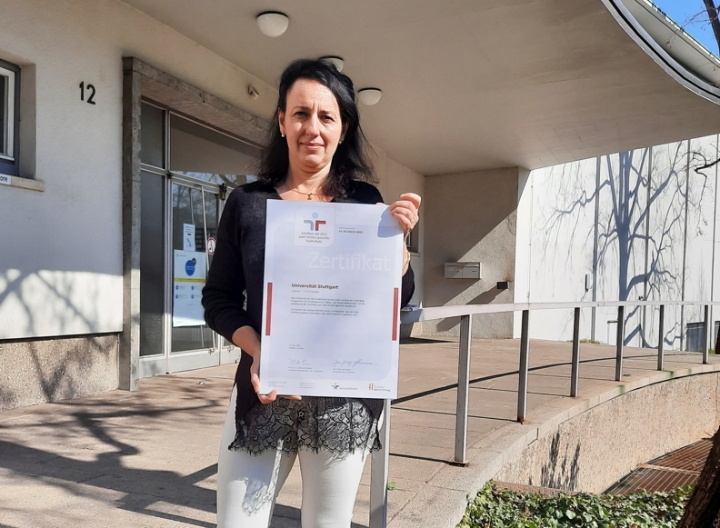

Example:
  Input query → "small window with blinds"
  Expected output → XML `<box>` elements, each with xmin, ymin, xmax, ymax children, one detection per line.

<box><xmin>0</xmin><ymin>58</ymin><xmax>19</xmax><ymax>176</ymax></box>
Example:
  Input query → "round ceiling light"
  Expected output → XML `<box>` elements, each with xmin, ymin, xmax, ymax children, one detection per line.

<box><xmin>256</xmin><ymin>11</ymin><xmax>289</xmax><ymax>37</ymax></box>
<box><xmin>358</xmin><ymin>88</ymin><xmax>382</xmax><ymax>106</ymax></box>
<box><xmin>319</xmin><ymin>56</ymin><xmax>344</xmax><ymax>72</ymax></box>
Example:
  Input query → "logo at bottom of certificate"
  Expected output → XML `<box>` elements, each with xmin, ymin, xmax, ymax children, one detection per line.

<box><xmin>368</xmin><ymin>383</ymin><xmax>391</xmax><ymax>393</ymax></box>
<box><xmin>330</xmin><ymin>383</ymin><xmax>358</xmax><ymax>391</ymax></box>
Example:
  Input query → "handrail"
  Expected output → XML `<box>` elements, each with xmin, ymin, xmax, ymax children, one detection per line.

<box><xmin>401</xmin><ymin>300</ymin><xmax>720</xmax><ymax>323</ymax></box>
<box><xmin>370</xmin><ymin>299</ymin><xmax>720</xmax><ymax>527</ymax></box>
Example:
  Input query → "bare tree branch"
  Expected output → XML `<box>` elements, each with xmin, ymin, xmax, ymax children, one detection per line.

<box><xmin>703</xmin><ymin>0</ymin><xmax>720</xmax><ymax>55</ymax></box>
<box><xmin>692</xmin><ymin>154</ymin><xmax>720</xmax><ymax>175</ymax></box>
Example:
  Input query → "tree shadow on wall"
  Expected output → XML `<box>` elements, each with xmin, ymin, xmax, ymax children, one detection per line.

<box><xmin>539</xmin><ymin>142</ymin><xmax>716</xmax><ymax>350</ymax></box>
<box><xmin>528</xmin><ymin>431</ymin><xmax>581</xmax><ymax>491</ymax></box>
<box><xmin>0</xmin><ymin>267</ymin><xmax>122</xmax><ymax>408</ymax></box>
<box><xmin>0</xmin><ymin>333</ymin><xmax>116</xmax><ymax>409</ymax></box>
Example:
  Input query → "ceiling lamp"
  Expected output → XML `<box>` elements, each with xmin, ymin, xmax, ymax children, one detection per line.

<box><xmin>357</xmin><ymin>88</ymin><xmax>382</xmax><ymax>106</ymax></box>
<box><xmin>256</xmin><ymin>11</ymin><xmax>289</xmax><ymax>37</ymax></box>
<box><xmin>319</xmin><ymin>56</ymin><xmax>344</xmax><ymax>72</ymax></box>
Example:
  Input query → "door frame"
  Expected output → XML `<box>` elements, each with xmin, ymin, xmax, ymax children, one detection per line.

<box><xmin>122</xmin><ymin>57</ymin><xmax>268</xmax><ymax>389</ymax></box>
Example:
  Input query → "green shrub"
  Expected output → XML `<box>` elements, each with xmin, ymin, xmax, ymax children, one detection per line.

<box><xmin>458</xmin><ymin>481</ymin><xmax>691</xmax><ymax>528</ymax></box>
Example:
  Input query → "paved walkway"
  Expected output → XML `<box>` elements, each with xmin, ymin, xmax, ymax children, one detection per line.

<box><xmin>1</xmin><ymin>338</ymin><xmax>719</xmax><ymax>528</ymax></box>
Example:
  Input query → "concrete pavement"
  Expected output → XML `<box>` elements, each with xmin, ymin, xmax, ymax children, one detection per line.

<box><xmin>1</xmin><ymin>338</ymin><xmax>719</xmax><ymax>528</ymax></box>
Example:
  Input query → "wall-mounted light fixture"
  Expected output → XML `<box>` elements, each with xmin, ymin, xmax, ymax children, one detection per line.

<box><xmin>358</xmin><ymin>87</ymin><xmax>382</xmax><ymax>106</ymax></box>
<box><xmin>256</xmin><ymin>11</ymin><xmax>289</xmax><ymax>37</ymax></box>
<box><xmin>319</xmin><ymin>56</ymin><xmax>344</xmax><ymax>72</ymax></box>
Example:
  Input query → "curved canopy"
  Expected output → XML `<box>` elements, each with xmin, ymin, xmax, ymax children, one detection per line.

<box><xmin>618</xmin><ymin>0</ymin><xmax>720</xmax><ymax>102</ymax></box>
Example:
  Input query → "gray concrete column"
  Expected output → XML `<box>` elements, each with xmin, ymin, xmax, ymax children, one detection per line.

<box><xmin>423</xmin><ymin>167</ymin><xmax>521</xmax><ymax>338</ymax></box>
<box><xmin>119</xmin><ymin>58</ymin><xmax>142</xmax><ymax>391</ymax></box>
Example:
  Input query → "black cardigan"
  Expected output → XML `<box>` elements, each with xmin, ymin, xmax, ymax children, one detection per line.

<box><xmin>202</xmin><ymin>179</ymin><xmax>415</xmax><ymax>427</ymax></box>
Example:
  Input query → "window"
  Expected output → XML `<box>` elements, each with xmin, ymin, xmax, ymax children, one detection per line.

<box><xmin>406</xmin><ymin>224</ymin><xmax>420</xmax><ymax>254</ymax></box>
<box><xmin>0</xmin><ymin>58</ymin><xmax>20</xmax><ymax>176</ymax></box>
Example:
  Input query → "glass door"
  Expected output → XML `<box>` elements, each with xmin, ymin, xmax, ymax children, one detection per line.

<box><xmin>168</xmin><ymin>179</ymin><xmax>225</xmax><ymax>372</ymax></box>
<box><xmin>138</xmin><ymin>102</ymin><xmax>260</xmax><ymax>377</ymax></box>
<box><xmin>140</xmin><ymin>172</ymin><xmax>239</xmax><ymax>376</ymax></box>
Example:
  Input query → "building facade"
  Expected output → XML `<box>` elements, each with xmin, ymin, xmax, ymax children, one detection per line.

<box><xmin>0</xmin><ymin>0</ymin><xmax>424</xmax><ymax>408</ymax></box>
<box><xmin>2</xmin><ymin>0</ymin><xmax>720</xmax><ymax>409</ymax></box>
<box><xmin>514</xmin><ymin>136</ymin><xmax>720</xmax><ymax>350</ymax></box>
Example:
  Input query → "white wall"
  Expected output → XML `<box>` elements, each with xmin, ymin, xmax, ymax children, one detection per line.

<box><xmin>0</xmin><ymin>0</ymin><xmax>273</xmax><ymax>339</ymax></box>
<box><xmin>514</xmin><ymin>158</ymin><xmax>598</xmax><ymax>340</ymax></box>
<box><xmin>517</xmin><ymin>135</ymin><xmax>720</xmax><ymax>349</ymax></box>
<box><xmin>684</xmin><ymin>136</ymin><xmax>718</xmax><ymax>315</ymax></box>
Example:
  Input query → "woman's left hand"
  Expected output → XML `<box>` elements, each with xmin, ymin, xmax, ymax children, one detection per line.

<box><xmin>389</xmin><ymin>193</ymin><xmax>422</xmax><ymax>234</ymax></box>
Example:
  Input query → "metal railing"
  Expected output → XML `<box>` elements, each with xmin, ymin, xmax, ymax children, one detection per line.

<box><xmin>368</xmin><ymin>299</ymin><xmax>720</xmax><ymax>527</ymax></box>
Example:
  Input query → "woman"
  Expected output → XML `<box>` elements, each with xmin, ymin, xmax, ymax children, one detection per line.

<box><xmin>202</xmin><ymin>58</ymin><xmax>421</xmax><ymax>528</ymax></box>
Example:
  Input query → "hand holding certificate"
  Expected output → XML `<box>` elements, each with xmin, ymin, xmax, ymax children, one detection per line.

<box><xmin>259</xmin><ymin>200</ymin><xmax>404</xmax><ymax>399</ymax></box>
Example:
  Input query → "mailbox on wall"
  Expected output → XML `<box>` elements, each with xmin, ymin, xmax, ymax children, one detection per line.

<box><xmin>444</xmin><ymin>262</ymin><xmax>482</xmax><ymax>280</ymax></box>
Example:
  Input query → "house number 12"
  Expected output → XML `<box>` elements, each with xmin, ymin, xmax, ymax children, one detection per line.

<box><xmin>79</xmin><ymin>82</ymin><xmax>96</xmax><ymax>105</ymax></box>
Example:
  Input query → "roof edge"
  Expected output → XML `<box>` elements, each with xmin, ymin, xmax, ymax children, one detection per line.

<box><xmin>605</xmin><ymin>0</ymin><xmax>720</xmax><ymax>104</ymax></box>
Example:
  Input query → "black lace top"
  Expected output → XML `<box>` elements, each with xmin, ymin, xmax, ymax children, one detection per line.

<box><xmin>202</xmin><ymin>180</ymin><xmax>415</xmax><ymax>453</ymax></box>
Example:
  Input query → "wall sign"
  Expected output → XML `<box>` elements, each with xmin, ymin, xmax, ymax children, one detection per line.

<box><xmin>183</xmin><ymin>223</ymin><xmax>196</xmax><ymax>251</ymax></box>
<box><xmin>172</xmin><ymin>250</ymin><xmax>207</xmax><ymax>327</ymax></box>
<box><xmin>79</xmin><ymin>81</ymin><xmax>96</xmax><ymax>105</ymax></box>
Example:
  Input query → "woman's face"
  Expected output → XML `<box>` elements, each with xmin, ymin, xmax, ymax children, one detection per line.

<box><xmin>279</xmin><ymin>78</ymin><xmax>346</xmax><ymax>178</ymax></box>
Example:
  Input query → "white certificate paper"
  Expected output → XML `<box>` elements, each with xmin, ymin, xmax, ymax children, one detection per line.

<box><xmin>260</xmin><ymin>200</ymin><xmax>404</xmax><ymax>398</ymax></box>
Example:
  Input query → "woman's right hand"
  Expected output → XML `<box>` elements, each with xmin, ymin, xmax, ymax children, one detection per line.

<box><xmin>232</xmin><ymin>326</ymin><xmax>302</xmax><ymax>404</ymax></box>
<box><xmin>249</xmin><ymin>351</ymin><xmax>302</xmax><ymax>404</ymax></box>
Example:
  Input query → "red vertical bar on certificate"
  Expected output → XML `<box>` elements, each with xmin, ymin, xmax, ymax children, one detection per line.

<box><xmin>392</xmin><ymin>287</ymin><xmax>399</xmax><ymax>341</ymax></box>
<box><xmin>265</xmin><ymin>283</ymin><xmax>273</xmax><ymax>336</ymax></box>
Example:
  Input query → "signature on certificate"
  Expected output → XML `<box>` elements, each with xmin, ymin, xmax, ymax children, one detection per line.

<box><xmin>289</xmin><ymin>358</ymin><xmax>310</xmax><ymax>366</ymax></box>
<box><xmin>333</xmin><ymin>359</ymin><xmax>376</xmax><ymax>369</ymax></box>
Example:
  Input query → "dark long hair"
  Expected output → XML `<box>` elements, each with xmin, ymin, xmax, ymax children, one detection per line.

<box><xmin>258</xmin><ymin>58</ymin><xmax>375</xmax><ymax>198</ymax></box>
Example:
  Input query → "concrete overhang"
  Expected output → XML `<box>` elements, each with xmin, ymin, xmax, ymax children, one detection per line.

<box><xmin>121</xmin><ymin>0</ymin><xmax>720</xmax><ymax>175</ymax></box>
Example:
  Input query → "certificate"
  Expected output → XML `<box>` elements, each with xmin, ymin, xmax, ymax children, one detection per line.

<box><xmin>260</xmin><ymin>200</ymin><xmax>404</xmax><ymax>398</ymax></box>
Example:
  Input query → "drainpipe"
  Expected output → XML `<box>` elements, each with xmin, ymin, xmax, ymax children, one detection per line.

<box><xmin>711</xmin><ymin>134</ymin><xmax>719</xmax><ymax>349</ymax></box>
<box><xmin>680</xmin><ymin>141</ymin><xmax>691</xmax><ymax>351</ymax></box>
<box><xmin>642</xmin><ymin>148</ymin><xmax>652</xmax><ymax>347</ymax></box>
<box><xmin>591</xmin><ymin>156</ymin><xmax>601</xmax><ymax>342</ymax></box>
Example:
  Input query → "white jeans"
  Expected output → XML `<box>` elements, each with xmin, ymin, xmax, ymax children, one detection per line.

<box><xmin>216</xmin><ymin>389</ymin><xmax>370</xmax><ymax>528</ymax></box>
